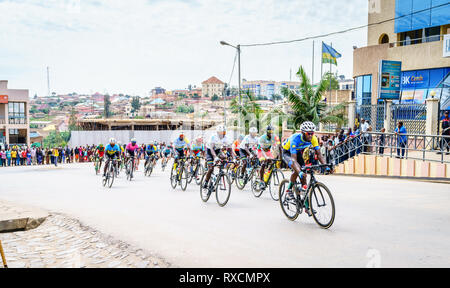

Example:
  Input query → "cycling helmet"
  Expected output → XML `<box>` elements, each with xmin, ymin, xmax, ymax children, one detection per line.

<box><xmin>99</xmin><ymin>144</ymin><xmax>104</xmax><ymax>147</ymax></box>
<box><xmin>238</xmin><ymin>134</ymin><xmax>245</xmax><ymax>141</ymax></box>
<box><xmin>196</xmin><ymin>136</ymin><xmax>203</xmax><ymax>142</ymax></box>
<box><xmin>249</xmin><ymin>127</ymin><xmax>258</xmax><ymax>134</ymax></box>
<box><xmin>131</xmin><ymin>138</ymin><xmax>137</xmax><ymax>143</ymax></box>
<box><xmin>109</xmin><ymin>138</ymin><xmax>116</xmax><ymax>144</ymax></box>
<box><xmin>216</xmin><ymin>125</ymin><xmax>226</xmax><ymax>132</ymax></box>
<box><xmin>300</xmin><ymin>121</ymin><xmax>316</xmax><ymax>132</ymax></box>
<box><xmin>266</xmin><ymin>125</ymin><xmax>274</xmax><ymax>132</ymax></box>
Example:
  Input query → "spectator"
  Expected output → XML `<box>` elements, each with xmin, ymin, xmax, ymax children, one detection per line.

<box><xmin>439</xmin><ymin>111</ymin><xmax>450</xmax><ymax>155</ymax></box>
<box><xmin>395</xmin><ymin>121</ymin><xmax>407</xmax><ymax>158</ymax></box>
<box><xmin>360</xmin><ymin>118</ymin><xmax>371</xmax><ymax>152</ymax></box>
<box><xmin>379</xmin><ymin>128</ymin><xmax>386</xmax><ymax>155</ymax></box>
<box><xmin>0</xmin><ymin>150</ymin><xmax>5</xmax><ymax>167</ymax></box>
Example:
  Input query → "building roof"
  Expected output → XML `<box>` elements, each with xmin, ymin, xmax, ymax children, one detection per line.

<box><xmin>202</xmin><ymin>76</ymin><xmax>224</xmax><ymax>85</ymax></box>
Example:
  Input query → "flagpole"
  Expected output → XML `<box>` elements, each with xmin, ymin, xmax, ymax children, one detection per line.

<box><xmin>320</xmin><ymin>42</ymin><xmax>323</xmax><ymax>80</ymax></box>
<box><xmin>312</xmin><ymin>40</ymin><xmax>315</xmax><ymax>85</ymax></box>
<box><xmin>329</xmin><ymin>42</ymin><xmax>332</xmax><ymax>105</ymax></box>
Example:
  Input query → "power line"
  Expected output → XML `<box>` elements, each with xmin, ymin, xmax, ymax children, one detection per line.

<box><xmin>241</xmin><ymin>2</ymin><xmax>450</xmax><ymax>47</ymax></box>
<box><xmin>228</xmin><ymin>49</ymin><xmax>238</xmax><ymax>86</ymax></box>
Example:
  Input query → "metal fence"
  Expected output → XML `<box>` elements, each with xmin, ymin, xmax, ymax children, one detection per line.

<box><xmin>356</xmin><ymin>104</ymin><xmax>385</xmax><ymax>131</ymax></box>
<box><xmin>389</xmin><ymin>103</ymin><xmax>426</xmax><ymax>134</ymax></box>
<box><xmin>328</xmin><ymin>132</ymin><xmax>450</xmax><ymax>165</ymax></box>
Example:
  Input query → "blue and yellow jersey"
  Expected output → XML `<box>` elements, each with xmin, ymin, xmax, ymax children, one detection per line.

<box><xmin>146</xmin><ymin>145</ymin><xmax>158</xmax><ymax>153</ymax></box>
<box><xmin>105</xmin><ymin>144</ymin><xmax>120</xmax><ymax>155</ymax></box>
<box><xmin>282</xmin><ymin>133</ymin><xmax>319</xmax><ymax>154</ymax></box>
<box><xmin>191</xmin><ymin>143</ymin><xmax>204</xmax><ymax>152</ymax></box>
<box><xmin>173</xmin><ymin>137</ymin><xmax>189</xmax><ymax>150</ymax></box>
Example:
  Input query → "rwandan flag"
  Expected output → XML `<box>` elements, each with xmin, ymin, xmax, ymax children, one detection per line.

<box><xmin>322</xmin><ymin>42</ymin><xmax>341</xmax><ymax>65</ymax></box>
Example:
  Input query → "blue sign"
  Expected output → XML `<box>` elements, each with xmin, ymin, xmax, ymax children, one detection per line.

<box><xmin>378</xmin><ymin>60</ymin><xmax>402</xmax><ymax>99</ymax></box>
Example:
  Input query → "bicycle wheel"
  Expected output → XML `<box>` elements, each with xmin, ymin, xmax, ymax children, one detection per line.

<box><xmin>215</xmin><ymin>173</ymin><xmax>231</xmax><ymax>207</ymax></box>
<box><xmin>107</xmin><ymin>167</ymin><xmax>115</xmax><ymax>188</ymax></box>
<box><xmin>195</xmin><ymin>164</ymin><xmax>204</xmax><ymax>185</ymax></box>
<box><xmin>170</xmin><ymin>165</ymin><xmax>178</xmax><ymax>189</ymax></box>
<box><xmin>268</xmin><ymin>169</ymin><xmax>285</xmax><ymax>201</ymax></box>
<box><xmin>180</xmin><ymin>166</ymin><xmax>189</xmax><ymax>191</ymax></box>
<box><xmin>278</xmin><ymin>179</ymin><xmax>299</xmax><ymax>221</ymax></box>
<box><xmin>199</xmin><ymin>173</ymin><xmax>211</xmax><ymax>202</ymax></box>
<box><xmin>235</xmin><ymin>166</ymin><xmax>246</xmax><ymax>190</ymax></box>
<box><xmin>102</xmin><ymin>164</ymin><xmax>108</xmax><ymax>187</ymax></box>
<box><xmin>308</xmin><ymin>182</ymin><xmax>335</xmax><ymax>229</ymax></box>
<box><xmin>95</xmin><ymin>160</ymin><xmax>99</xmax><ymax>175</ymax></box>
<box><xmin>187</xmin><ymin>163</ymin><xmax>194</xmax><ymax>184</ymax></box>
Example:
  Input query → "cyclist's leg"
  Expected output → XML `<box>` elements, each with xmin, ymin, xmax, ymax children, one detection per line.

<box><xmin>239</xmin><ymin>149</ymin><xmax>248</xmax><ymax>176</ymax></box>
<box><xmin>203</xmin><ymin>149</ymin><xmax>215</xmax><ymax>187</ymax></box>
<box><xmin>103</xmin><ymin>157</ymin><xmax>110</xmax><ymax>176</ymax></box>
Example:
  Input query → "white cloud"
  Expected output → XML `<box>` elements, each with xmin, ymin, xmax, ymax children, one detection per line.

<box><xmin>0</xmin><ymin>0</ymin><xmax>367</xmax><ymax>96</ymax></box>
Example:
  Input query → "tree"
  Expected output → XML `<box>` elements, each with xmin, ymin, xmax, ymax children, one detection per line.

<box><xmin>211</xmin><ymin>94</ymin><xmax>219</xmax><ymax>101</ymax></box>
<box><xmin>68</xmin><ymin>108</ymin><xmax>78</xmax><ymax>131</ymax></box>
<box><xmin>323</xmin><ymin>71</ymin><xmax>339</xmax><ymax>91</ymax></box>
<box><xmin>104</xmin><ymin>94</ymin><xmax>111</xmax><ymax>118</ymax></box>
<box><xmin>176</xmin><ymin>105</ymin><xmax>194</xmax><ymax>114</ymax></box>
<box><xmin>131</xmin><ymin>96</ymin><xmax>141</xmax><ymax>113</ymax></box>
<box><xmin>281</xmin><ymin>66</ymin><xmax>346</xmax><ymax>129</ymax></box>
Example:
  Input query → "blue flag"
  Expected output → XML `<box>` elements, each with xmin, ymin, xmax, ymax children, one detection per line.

<box><xmin>322</xmin><ymin>42</ymin><xmax>341</xmax><ymax>65</ymax></box>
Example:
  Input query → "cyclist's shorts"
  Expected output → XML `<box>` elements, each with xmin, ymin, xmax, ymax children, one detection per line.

<box><xmin>105</xmin><ymin>153</ymin><xmax>118</xmax><ymax>160</ymax></box>
<box><xmin>127</xmin><ymin>150</ymin><xmax>136</xmax><ymax>157</ymax></box>
<box><xmin>206</xmin><ymin>148</ymin><xmax>220</xmax><ymax>164</ymax></box>
<box><xmin>239</xmin><ymin>148</ymin><xmax>250</xmax><ymax>160</ymax></box>
<box><xmin>257</xmin><ymin>150</ymin><xmax>273</xmax><ymax>161</ymax></box>
<box><xmin>164</xmin><ymin>150</ymin><xmax>171</xmax><ymax>157</ymax></box>
<box><xmin>174</xmin><ymin>148</ymin><xmax>185</xmax><ymax>159</ymax></box>
<box><xmin>282</xmin><ymin>149</ymin><xmax>305</xmax><ymax>169</ymax></box>
<box><xmin>146</xmin><ymin>151</ymin><xmax>154</xmax><ymax>157</ymax></box>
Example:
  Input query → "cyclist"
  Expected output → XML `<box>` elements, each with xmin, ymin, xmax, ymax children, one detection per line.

<box><xmin>238</xmin><ymin>127</ymin><xmax>259</xmax><ymax>179</ymax></box>
<box><xmin>203</xmin><ymin>125</ymin><xmax>231</xmax><ymax>189</ymax></box>
<box><xmin>173</xmin><ymin>132</ymin><xmax>190</xmax><ymax>163</ymax></box>
<box><xmin>281</xmin><ymin>121</ymin><xmax>329</xmax><ymax>215</ymax></box>
<box><xmin>162</xmin><ymin>142</ymin><xmax>172</xmax><ymax>165</ymax></box>
<box><xmin>232</xmin><ymin>134</ymin><xmax>244</xmax><ymax>157</ymax></box>
<box><xmin>126</xmin><ymin>138</ymin><xmax>140</xmax><ymax>177</ymax></box>
<box><xmin>190</xmin><ymin>137</ymin><xmax>205</xmax><ymax>180</ymax></box>
<box><xmin>95</xmin><ymin>143</ymin><xmax>105</xmax><ymax>171</ymax></box>
<box><xmin>257</xmin><ymin>125</ymin><xmax>281</xmax><ymax>189</ymax></box>
<box><xmin>103</xmin><ymin>138</ymin><xmax>120</xmax><ymax>177</ymax></box>
<box><xmin>145</xmin><ymin>141</ymin><xmax>159</xmax><ymax>168</ymax></box>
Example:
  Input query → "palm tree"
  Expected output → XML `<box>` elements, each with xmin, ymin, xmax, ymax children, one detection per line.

<box><xmin>281</xmin><ymin>66</ymin><xmax>347</xmax><ymax>129</ymax></box>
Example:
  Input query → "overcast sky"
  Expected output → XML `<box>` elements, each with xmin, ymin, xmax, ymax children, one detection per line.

<box><xmin>0</xmin><ymin>0</ymin><xmax>368</xmax><ymax>97</ymax></box>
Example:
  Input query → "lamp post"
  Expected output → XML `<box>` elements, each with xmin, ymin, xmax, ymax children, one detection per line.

<box><xmin>220</xmin><ymin>41</ymin><xmax>241</xmax><ymax>131</ymax></box>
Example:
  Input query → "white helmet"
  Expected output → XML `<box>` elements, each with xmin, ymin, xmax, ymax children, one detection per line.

<box><xmin>300</xmin><ymin>121</ymin><xmax>316</xmax><ymax>132</ymax></box>
<box><xmin>249</xmin><ymin>127</ymin><xmax>258</xmax><ymax>134</ymax></box>
<box><xmin>216</xmin><ymin>125</ymin><xmax>226</xmax><ymax>132</ymax></box>
<box><xmin>109</xmin><ymin>138</ymin><xmax>116</xmax><ymax>143</ymax></box>
<box><xmin>131</xmin><ymin>138</ymin><xmax>137</xmax><ymax>143</ymax></box>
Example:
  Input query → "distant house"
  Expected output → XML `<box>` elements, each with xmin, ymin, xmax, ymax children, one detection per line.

<box><xmin>202</xmin><ymin>76</ymin><xmax>224</xmax><ymax>98</ymax></box>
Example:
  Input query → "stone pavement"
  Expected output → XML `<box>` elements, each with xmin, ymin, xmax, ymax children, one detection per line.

<box><xmin>0</xmin><ymin>200</ymin><xmax>48</xmax><ymax>232</ymax></box>
<box><xmin>0</xmin><ymin>214</ymin><xmax>171</xmax><ymax>268</ymax></box>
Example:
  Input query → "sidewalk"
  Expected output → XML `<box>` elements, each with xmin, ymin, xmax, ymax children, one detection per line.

<box><xmin>0</xmin><ymin>213</ymin><xmax>171</xmax><ymax>268</ymax></box>
<box><xmin>0</xmin><ymin>200</ymin><xmax>48</xmax><ymax>232</ymax></box>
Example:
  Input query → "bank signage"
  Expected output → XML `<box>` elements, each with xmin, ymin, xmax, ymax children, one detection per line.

<box><xmin>444</xmin><ymin>34</ymin><xmax>450</xmax><ymax>58</ymax></box>
<box><xmin>0</xmin><ymin>95</ymin><xmax>8</xmax><ymax>104</ymax></box>
<box><xmin>378</xmin><ymin>60</ymin><xmax>402</xmax><ymax>99</ymax></box>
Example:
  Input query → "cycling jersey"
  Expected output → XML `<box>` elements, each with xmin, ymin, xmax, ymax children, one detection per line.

<box><xmin>126</xmin><ymin>143</ymin><xmax>139</xmax><ymax>153</ymax></box>
<box><xmin>146</xmin><ymin>145</ymin><xmax>158</xmax><ymax>153</ymax></box>
<box><xmin>258</xmin><ymin>134</ymin><xmax>280</xmax><ymax>151</ymax></box>
<box><xmin>207</xmin><ymin>134</ymin><xmax>231</xmax><ymax>150</ymax></box>
<box><xmin>191</xmin><ymin>143</ymin><xmax>204</xmax><ymax>152</ymax></box>
<box><xmin>96</xmin><ymin>146</ymin><xmax>105</xmax><ymax>157</ymax></box>
<box><xmin>238</xmin><ymin>135</ymin><xmax>259</xmax><ymax>150</ymax></box>
<box><xmin>105</xmin><ymin>144</ymin><xmax>120</xmax><ymax>157</ymax></box>
<box><xmin>232</xmin><ymin>140</ymin><xmax>240</xmax><ymax>152</ymax></box>
<box><xmin>282</xmin><ymin>133</ymin><xmax>319</xmax><ymax>154</ymax></box>
<box><xmin>173</xmin><ymin>137</ymin><xmax>189</xmax><ymax>150</ymax></box>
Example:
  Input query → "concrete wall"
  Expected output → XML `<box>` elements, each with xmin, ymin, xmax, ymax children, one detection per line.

<box><xmin>335</xmin><ymin>154</ymin><xmax>450</xmax><ymax>179</ymax></box>
<box><xmin>368</xmin><ymin>0</ymin><xmax>396</xmax><ymax>46</ymax></box>
<box><xmin>69</xmin><ymin>130</ymin><xmax>231</xmax><ymax>147</ymax></box>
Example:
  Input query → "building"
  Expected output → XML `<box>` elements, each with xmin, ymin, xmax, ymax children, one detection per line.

<box><xmin>0</xmin><ymin>80</ymin><xmax>30</xmax><ymax>147</ymax></box>
<box><xmin>151</xmin><ymin>87</ymin><xmax>166</xmax><ymax>97</ymax></box>
<box><xmin>202</xmin><ymin>76</ymin><xmax>225</xmax><ymax>98</ymax></box>
<box><xmin>353</xmin><ymin>0</ymin><xmax>450</xmax><ymax>107</ymax></box>
<box><xmin>242</xmin><ymin>80</ymin><xmax>300</xmax><ymax>99</ymax></box>
<box><xmin>338</xmin><ymin>76</ymin><xmax>355</xmax><ymax>91</ymax></box>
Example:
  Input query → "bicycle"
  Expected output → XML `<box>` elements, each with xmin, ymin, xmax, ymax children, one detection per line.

<box><xmin>225</xmin><ymin>158</ymin><xmax>240</xmax><ymax>185</ymax></box>
<box><xmin>102</xmin><ymin>158</ymin><xmax>118</xmax><ymax>188</ymax></box>
<box><xmin>170</xmin><ymin>156</ymin><xmax>189</xmax><ymax>191</ymax></box>
<box><xmin>199</xmin><ymin>159</ymin><xmax>232</xmax><ymax>207</ymax></box>
<box><xmin>251</xmin><ymin>158</ymin><xmax>285</xmax><ymax>201</ymax></box>
<box><xmin>126</xmin><ymin>156</ymin><xmax>136</xmax><ymax>181</ymax></box>
<box><xmin>94</xmin><ymin>156</ymin><xmax>103</xmax><ymax>175</ymax></box>
<box><xmin>278</xmin><ymin>164</ymin><xmax>335</xmax><ymax>229</ymax></box>
<box><xmin>187</xmin><ymin>155</ymin><xmax>205</xmax><ymax>185</ymax></box>
<box><xmin>144</xmin><ymin>155</ymin><xmax>156</xmax><ymax>177</ymax></box>
<box><xmin>235</xmin><ymin>156</ymin><xmax>259</xmax><ymax>190</ymax></box>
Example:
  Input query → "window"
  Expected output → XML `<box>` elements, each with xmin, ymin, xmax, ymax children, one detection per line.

<box><xmin>8</xmin><ymin>102</ymin><xmax>26</xmax><ymax>124</ymax></box>
<box><xmin>355</xmin><ymin>75</ymin><xmax>372</xmax><ymax>106</ymax></box>
<box><xmin>379</xmin><ymin>34</ymin><xmax>389</xmax><ymax>44</ymax></box>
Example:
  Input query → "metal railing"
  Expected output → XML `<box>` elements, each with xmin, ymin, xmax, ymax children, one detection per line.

<box><xmin>389</xmin><ymin>104</ymin><xmax>426</xmax><ymax>134</ymax></box>
<box><xmin>328</xmin><ymin>132</ymin><xmax>450</xmax><ymax>165</ymax></box>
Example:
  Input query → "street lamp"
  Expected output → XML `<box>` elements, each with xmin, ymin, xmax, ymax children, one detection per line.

<box><xmin>220</xmin><ymin>40</ymin><xmax>241</xmax><ymax>131</ymax></box>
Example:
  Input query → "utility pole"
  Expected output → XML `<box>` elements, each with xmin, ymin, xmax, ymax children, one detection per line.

<box><xmin>47</xmin><ymin>66</ymin><xmax>50</xmax><ymax>97</ymax></box>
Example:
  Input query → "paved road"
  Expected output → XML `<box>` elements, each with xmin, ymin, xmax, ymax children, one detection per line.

<box><xmin>1</xmin><ymin>162</ymin><xmax>449</xmax><ymax>267</ymax></box>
